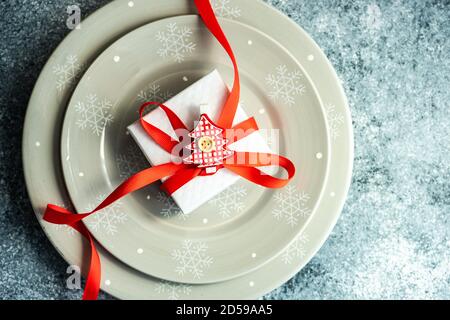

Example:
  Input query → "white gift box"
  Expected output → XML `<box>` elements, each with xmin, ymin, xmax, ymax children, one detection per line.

<box><xmin>128</xmin><ymin>70</ymin><xmax>272</xmax><ymax>214</ymax></box>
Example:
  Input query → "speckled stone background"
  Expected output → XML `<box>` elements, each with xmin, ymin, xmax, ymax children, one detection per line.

<box><xmin>0</xmin><ymin>0</ymin><xmax>449</xmax><ymax>300</ymax></box>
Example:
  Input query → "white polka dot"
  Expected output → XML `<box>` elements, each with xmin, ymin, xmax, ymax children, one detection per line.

<box><xmin>78</xmin><ymin>172</ymin><xmax>84</xmax><ymax>177</ymax></box>
<box><xmin>249</xmin><ymin>281</ymin><xmax>255</xmax><ymax>287</ymax></box>
<box><xmin>128</xmin><ymin>1</ymin><xmax>134</xmax><ymax>7</ymax></box>
<box><xmin>248</xmin><ymin>40</ymin><xmax>253</xmax><ymax>45</ymax></box>
<box><xmin>258</xmin><ymin>108</ymin><xmax>266</xmax><ymax>114</ymax></box>
<box><xmin>66</xmin><ymin>155</ymin><xmax>70</xmax><ymax>161</ymax></box>
<box><xmin>183</xmin><ymin>76</ymin><xmax>189</xmax><ymax>82</ymax></box>
<box><xmin>316</xmin><ymin>152</ymin><xmax>323</xmax><ymax>159</ymax></box>
<box><xmin>203</xmin><ymin>218</ymin><xmax>208</xmax><ymax>224</ymax></box>
<box><xmin>113</xmin><ymin>56</ymin><xmax>120</xmax><ymax>63</ymax></box>
<box><xmin>251</xmin><ymin>253</ymin><xmax>257</xmax><ymax>258</ymax></box>
<box><xmin>307</xmin><ymin>54</ymin><xmax>315</xmax><ymax>61</ymax></box>
<box><xmin>137</xmin><ymin>248</ymin><xmax>144</xmax><ymax>254</ymax></box>
<box><xmin>146</xmin><ymin>195</ymin><xmax>151</xmax><ymax>200</ymax></box>
<box><xmin>104</xmin><ymin>280</ymin><xmax>111</xmax><ymax>286</ymax></box>
<box><xmin>330</xmin><ymin>192</ymin><xmax>336</xmax><ymax>197</ymax></box>
<box><xmin>35</xmin><ymin>141</ymin><xmax>41</xmax><ymax>147</ymax></box>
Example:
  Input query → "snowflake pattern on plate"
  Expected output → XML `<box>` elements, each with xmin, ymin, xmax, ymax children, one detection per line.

<box><xmin>53</xmin><ymin>55</ymin><xmax>83</xmax><ymax>92</ymax></box>
<box><xmin>155</xmin><ymin>280</ymin><xmax>192</xmax><ymax>300</ymax></box>
<box><xmin>272</xmin><ymin>185</ymin><xmax>311</xmax><ymax>227</ymax></box>
<box><xmin>172</xmin><ymin>240</ymin><xmax>213</xmax><ymax>279</ymax></box>
<box><xmin>208</xmin><ymin>185</ymin><xmax>247</xmax><ymax>218</ymax></box>
<box><xmin>211</xmin><ymin>0</ymin><xmax>241</xmax><ymax>19</ymax></box>
<box><xmin>157</xmin><ymin>192</ymin><xmax>189</xmax><ymax>220</ymax></box>
<box><xmin>75</xmin><ymin>94</ymin><xmax>114</xmax><ymax>136</ymax></box>
<box><xmin>116</xmin><ymin>144</ymin><xmax>148</xmax><ymax>179</ymax></box>
<box><xmin>266</xmin><ymin>65</ymin><xmax>306</xmax><ymax>106</ymax></box>
<box><xmin>325</xmin><ymin>104</ymin><xmax>345</xmax><ymax>141</ymax></box>
<box><xmin>156</xmin><ymin>23</ymin><xmax>196</xmax><ymax>63</ymax></box>
<box><xmin>85</xmin><ymin>196</ymin><xmax>127</xmax><ymax>236</ymax></box>
<box><xmin>137</xmin><ymin>83</ymin><xmax>173</xmax><ymax>104</ymax></box>
<box><xmin>281</xmin><ymin>234</ymin><xmax>309</xmax><ymax>264</ymax></box>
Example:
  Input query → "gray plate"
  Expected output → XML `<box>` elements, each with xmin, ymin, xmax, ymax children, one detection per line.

<box><xmin>61</xmin><ymin>15</ymin><xmax>329</xmax><ymax>284</ymax></box>
<box><xmin>23</xmin><ymin>0</ymin><xmax>353</xmax><ymax>299</ymax></box>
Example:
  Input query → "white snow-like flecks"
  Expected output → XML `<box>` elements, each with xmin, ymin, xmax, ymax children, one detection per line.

<box><xmin>266</xmin><ymin>65</ymin><xmax>306</xmax><ymax>106</ymax></box>
<box><xmin>364</xmin><ymin>4</ymin><xmax>382</xmax><ymax>31</ymax></box>
<box><xmin>75</xmin><ymin>94</ymin><xmax>114</xmax><ymax>136</ymax></box>
<box><xmin>208</xmin><ymin>185</ymin><xmax>247</xmax><ymax>218</ymax></box>
<box><xmin>157</xmin><ymin>192</ymin><xmax>189</xmax><ymax>220</ymax></box>
<box><xmin>172</xmin><ymin>240</ymin><xmax>213</xmax><ymax>279</ymax></box>
<box><xmin>137</xmin><ymin>83</ymin><xmax>173</xmax><ymax>104</ymax></box>
<box><xmin>211</xmin><ymin>0</ymin><xmax>241</xmax><ymax>19</ymax></box>
<box><xmin>155</xmin><ymin>280</ymin><xmax>192</xmax><ymax>300</ymax></box>
<box><xmin>85</xmin><ymin>196</ymin><xmax>127</xmax><ymax>236</ymax></box>
<box><xmin>156</xmin><ymin>23</ymin><xmax>196</xmax><ymax>63</ymax></box>
<box><xmin>116</xmin><ymin>144</ymin><xmax>148</xmax><ymax>179</ymax></box>
<box><xmin>325</xmin><ymin>104</ymin><xmax>345</xmax><ymax>141</ymax></box>
<box><xmin>272</xmin><ymin>185</ymin><xmax>311</xmax><ymax>227</ymax></box>
<box><xmin>53</xmin><ymin>55</ymin><xmax>83</xmax><ymax>92</ymax></box>
<box><xmin>281</xmin><ymin>234</ymin><xmax>309</xmax><ymax>264</ymax></box>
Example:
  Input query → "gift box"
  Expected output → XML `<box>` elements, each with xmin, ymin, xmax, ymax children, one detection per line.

<box><xmin>128</xmin><ymin>70</ymin><xmax>272</xmax><ymax>214</ymax></box>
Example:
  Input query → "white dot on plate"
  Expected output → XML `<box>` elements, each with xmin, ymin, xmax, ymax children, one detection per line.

<box><xmin>249</xmin><ymin>281</ymin><xmax>255</xmax><ymax>287</ymax></box>
<box><xmin>35</xmin><ymin>141</ymin><xmax>41</xmax><ymax>147</ymax></box>
<box><xmin>203</xmin><ymin>218</ymin><xmax>208</xmax><ymax>224</ymax></box>
<box><xmin>316</xmin><ymin>152</ymin><xmax>323</xmax><ymax>159</ymax></box>
<box><xmin>258</xmin><ymin>108</ymin><xmax>266</xmax><ymax>114</ymax></box>
<box><xmin>251</xmin><ymin>253</ymin><xmax>257</xmax><ymax>258</ymax></box>
<box><xmin>137</xmin><ymin>248</ymin><xmax>144</xmax><ymax>254</ymax></box>
<box><xmin>78</xmin><ymin>172</ymin><xmax>84</xmax><ymax>177</ymax></box>
<box><xmin>182</xmin><ymin>76</ymin><xmax>189</xmax><ymax>82</ymax></box>
<box><xmin>113</xmin><ymin>56</ymin><xmax>120</xmax><ymax>63</ymax></box>
<box><xmin>307</xmin><ymin>54</ymin><xmax>315</xmax><ymax>61</ymax></box>
<box><xmin>248</xmin><ymin>40</ymin><xmax>253</xmax><ymax>45</ymax></box>
<box><xmin>330</xmin><ymin>192</ymin><xmax>336</xmax><ymax>197</ymax></box>
<box><xmin>128</xmin><ymin>1</ymin><xmax>134</xmax><ymax>7</ymax></box>
<box><xmin>104</xmin><ymin>280</ymin><xmax>111</xmax><ymax>286</ymax></box>
<box><xmin>146</xmin><ymin>195</ymin><xmax>151</xmax><ymax>200</ymax></box>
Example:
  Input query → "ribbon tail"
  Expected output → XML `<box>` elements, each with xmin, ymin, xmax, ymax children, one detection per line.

<box><xmin>72</xmin><ymin>222</ymin><xmax>101</xmax><ymax>301</ymax></box>
<box><xmin>43</xmin><ymin>162</ymin><xmax>187</xmax><ymax>300</ymax></box>
<box><xmin>194</xmin><ymin>0</ymin><xmax>241</xmax><ymax>129</ymax></box>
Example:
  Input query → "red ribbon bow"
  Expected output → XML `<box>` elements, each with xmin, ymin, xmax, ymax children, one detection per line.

<box><xmin>44</xmin><ymin>0</ymin><xmax>295</xmax><ymax>300</ymax></box>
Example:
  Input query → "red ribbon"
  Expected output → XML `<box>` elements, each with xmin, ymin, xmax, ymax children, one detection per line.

<box><xmin>44</xmin><ymin>0</ymin><xmax>296</xmax><ymax>300</ymax></box>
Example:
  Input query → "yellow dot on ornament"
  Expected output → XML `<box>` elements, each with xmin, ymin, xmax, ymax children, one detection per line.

<box><xmin>198</xmin><ymin>136</ymin><xmax>215</xmax><ymax>152</ymax></box>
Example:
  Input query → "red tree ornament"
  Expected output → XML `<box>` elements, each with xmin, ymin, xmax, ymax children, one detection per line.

<box><xmin>183</xmin><ymin>113</ymin><xmax>234</xmax><ymax>174</ymax></box>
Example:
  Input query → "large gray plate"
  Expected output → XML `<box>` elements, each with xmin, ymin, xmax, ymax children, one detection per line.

<box><xmin>23</xmin><ymin>0</ymin><xmax>353</xmax><ymax>299</ymax></box>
